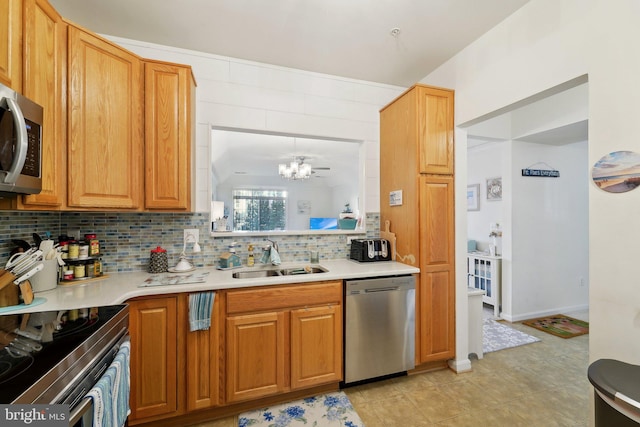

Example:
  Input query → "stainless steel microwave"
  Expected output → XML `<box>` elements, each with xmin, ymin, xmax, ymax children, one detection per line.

<box><xmin>0</xmin><ymin>82</ymin><xmax>43</xmax><ymax>195</ymax></box>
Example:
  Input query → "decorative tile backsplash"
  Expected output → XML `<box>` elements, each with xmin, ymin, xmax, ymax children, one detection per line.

<box><xmin>0</xmin><ymin>211</ymin><xmax>380</xmax><ymax>273</ymax></box>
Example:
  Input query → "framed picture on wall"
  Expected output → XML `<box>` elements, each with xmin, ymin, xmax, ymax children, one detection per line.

<box><xmin>467</xmin><ymin>184</ymin><xmax>480</xmax><ymax>211</ymax></box>
<box><xmin>486</xmin><ymin>177</ymin><xmax>502</xmax><ymax>201</ymax></box>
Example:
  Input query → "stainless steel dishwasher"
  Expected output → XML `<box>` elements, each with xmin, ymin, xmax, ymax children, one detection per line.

<box><xmin>344</xmin><ymin>275</ymin><xmax>415</xmax><ymax>384</ymax></box>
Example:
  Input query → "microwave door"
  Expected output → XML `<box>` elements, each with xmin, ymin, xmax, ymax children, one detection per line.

<box><xmin>0</xmin><ymin>97</ymin><xmax>28</xmax><ymax>184</ymax></box>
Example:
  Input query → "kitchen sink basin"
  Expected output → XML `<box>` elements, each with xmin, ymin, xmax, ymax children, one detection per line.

<box><xmin>280</xmin><ymin>266</ymin><xmax>328</xmax><ymax>275</ymax></box>
<box><xmin>232</xmin><ymin>265</ymin><xmax>328</xmax><ymax>279</ymax></box>
<box><xmin>232</xmin><ymin>269</ymin><xmax>283</xmax><ymax>279</ymax></box>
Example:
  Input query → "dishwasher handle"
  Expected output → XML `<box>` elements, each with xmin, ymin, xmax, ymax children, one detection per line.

<box><xmin>364</xmin><ymin>286</ymin><xmax>400</xmax><ymax>293</ymax></box>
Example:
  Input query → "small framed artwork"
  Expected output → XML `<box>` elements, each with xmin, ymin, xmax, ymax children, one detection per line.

<box><xmin>467</xmin><ymin>184</ymin><xmax>480</xmax><ymax>211</ymax></box>
<box><xmin>486</xmin><ymin>177</ymin><xmax>502</xmax><ymax>201</ymax></box>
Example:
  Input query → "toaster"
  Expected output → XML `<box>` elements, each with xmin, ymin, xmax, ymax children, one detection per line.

<box><xmin>349</xmin><ymin>239</ymin><xmax>391</xmax><ymax>262</ymax></box>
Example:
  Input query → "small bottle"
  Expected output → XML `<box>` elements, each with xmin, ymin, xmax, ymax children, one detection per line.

<box><xmin>247</xmin><ymin>245</ymin><xmax>255</xmax><ymax>267</ymax></box>
<box><xmin>68</xmin><ymin>240</ymin><xmax>79</xmax><ymax>259</ymax></box>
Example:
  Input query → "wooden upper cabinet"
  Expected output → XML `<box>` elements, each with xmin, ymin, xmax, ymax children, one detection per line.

<box><xmin>0</xmin><ymin>0</ymin><xmax>22</xmax><ymax>91</ymax></box>
<box><xmin>417</xmin><ymin>86</ymin><xmax>454</xmax><ymax>175</ymax></box>
<box><xmin>20</xmin><ymin>0</ymin><xmax>66</xmax><ymax>209</ymax></box>
<box><xmin>144</xmin><ymin>61</ymin><xmax>194</xmax><ymax>211</ymax></box>
<box><xmin>67</xmin><ymin>25</ymin><xmax>143</xmax><ymax>209</ymax></box>
<box><xmin>381</xmin><ymin>84</ymin><xmax>454</xmax><ymax>177</ymax></box>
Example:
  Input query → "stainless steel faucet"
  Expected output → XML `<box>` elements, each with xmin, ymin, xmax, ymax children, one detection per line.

<box><xmin>264</xmin><ymin>238</ymin><xmax>279</xmax><ymax>253</ymax></box>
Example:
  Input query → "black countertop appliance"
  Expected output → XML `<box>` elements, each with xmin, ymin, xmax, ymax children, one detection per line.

<box><xmin>349</xmin><ymin>238</ymin><xmax>391</xmax><ymax>262</ymax></box>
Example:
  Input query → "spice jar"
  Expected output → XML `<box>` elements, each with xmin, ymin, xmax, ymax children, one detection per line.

<box><xmin>78</xmin><ymin>240</ymin><xmax>89</xmax><ymax>259</ymax></box>
<box><xmin>63</xmin><ymin>269</ymin><xmax>74</xmax><ymax>280</ymax></box>
<box><xmin>73</xmin><ymin>263</ymin><xmax>86</xmax><ymax>279</ymax></box>
<box><xmin>59</xmin><ymin>241</ymin><xmax>69</xmax><ymax>260</ymax></box>
<box><xmin>85</xmin><ymin>234</ymin><xmax>100</xmax><ymax>256</ymax></box>
<box><xmin>68</xmin><ymin>240</ymin><xmax>79</xmax><ymax>259</ymax></box>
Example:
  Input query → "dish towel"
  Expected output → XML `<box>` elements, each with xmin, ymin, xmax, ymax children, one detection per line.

<box><xmin>270</xmin><ymin>248</ymin><xmax>281</xmax><ymax>265</ymax></box>
<box><xmin>189</xmin><ymin>291</ymin><xmax>215</xmax><ymax>331</ymax></box>
<box><xmin>87</xmin><ymin>340</ymin><xmax>131</xmax><ymax>427</ymax></box>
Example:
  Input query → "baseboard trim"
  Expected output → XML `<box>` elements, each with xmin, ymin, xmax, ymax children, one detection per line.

<box><xmin>448</xmin><ymin>358</ymin><xmax>472</xmax><ymax>373</ymax></box>
<box><xmin>502</xmin><ymin>303</ymin><xmax>589</xmax><ymax>322</ymax></box>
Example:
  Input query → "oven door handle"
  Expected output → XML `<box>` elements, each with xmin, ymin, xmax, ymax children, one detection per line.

<box><xmin>69</xmin><ymin>396</ymin><xmax>93</xmax><ymax>426</ymax></box>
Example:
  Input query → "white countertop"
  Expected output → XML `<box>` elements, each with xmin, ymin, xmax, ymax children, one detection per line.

<box><xmin>4</xmin><ymin>259</ymin><xmax>419</xmax><ymax>314</ymax></box>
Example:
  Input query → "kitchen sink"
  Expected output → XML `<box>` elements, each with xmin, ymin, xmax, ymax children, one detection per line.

<box><xmin>280</xmin><ymin>266</ymin><xmax>328</xmax><ymax>275</ymax></box>
<box><xmin>232</xmin><ymin>269</ymin><xmax>283</xmax><ymax>279</ymax></box>
<box><xmin>231</xmin><ymin>265</ymin><xmax>328</xmax><ymax>279</ymax></box>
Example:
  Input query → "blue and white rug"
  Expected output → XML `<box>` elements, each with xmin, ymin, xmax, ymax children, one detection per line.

<box><xmin>239</xmin><ymin>391</ymin><xmax>364</xmax><ymax>427</ymax></box>
<box><xmin>483</xmin><ymin>318</ymin><xmax>540</xmax><ymax>353</ymax></box>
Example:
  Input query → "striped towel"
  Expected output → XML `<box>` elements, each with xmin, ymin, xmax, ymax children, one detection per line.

<box><xmin>189</xmin><ymin>291</ymin><xmax>215</xmax><ymax>331</ymax></box>
<box><xmin>86</xmin><ymin>340</ymin><xmax>131</xmax><ymax>427</ymax></box>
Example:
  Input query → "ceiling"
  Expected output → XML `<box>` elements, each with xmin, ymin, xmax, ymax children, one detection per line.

<box><xmin>211</xmin><ymin>130</ymin><xmax>360</xmax><ymax>187</ymax></box>
<box><xmin>49</xmin><ymin>0</ymin><xmax>530</xmax><ymax>87</ymax></box>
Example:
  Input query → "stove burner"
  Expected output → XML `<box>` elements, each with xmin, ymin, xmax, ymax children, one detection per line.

<box><xmin>0</xmin><ymin>349</ymin><xmax>34</xmax><ymax>385</ymax></box>
<box><xmin>53</xmin><ymin>316</ymin><xmax>98</xmax><ymax>339</ymax></box>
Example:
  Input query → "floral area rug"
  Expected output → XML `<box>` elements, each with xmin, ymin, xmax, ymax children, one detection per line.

<box><xmin>238</xmin><ymin>391</ymin><xmax>364</xmax><ymax>427</ymax></box>
<box><xmin>522</xmin><ymin>314</ymin><xmax>589</xmax><ymax>338</ymax></box>
<box><xmin>483</xmin><ymin>318</ymin><xmax>540</xmax><ymax>354</ymax></box>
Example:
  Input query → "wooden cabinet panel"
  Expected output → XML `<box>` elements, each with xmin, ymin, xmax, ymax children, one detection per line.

<box><xmin>226</xmin><ymin>311</ymin><xmax>286</xmax><ymax>402</ymax></box>
<box><xmin>290</xmin><ymin>305</ymin><xmax>342</xmax><ymax>389</ymax></box>
<box><xmin>418</xmin><ymin>176</ymin><xmax>455</xmax><ymax>363</ymax></box>
<box><xmin>129</xmin><ymin>297</ymin><xmax>179</xmax><ymax>421</ymax></box>
<box><xmin>186</xmin><ymin>294</ymin><xmax>220</xmax><ymax>411</ymax></box>
<box><xmin>226</xmin><ymin>281</ymin><xmax>342</xmax><ymax>314</ymax></box>
<box><xmin>20</xmin><ymin>0</ymin><xmax>66</xmax><ymax>209</ymax></box>
<box><xmin>0</xmin><ymin>0</ymin><xmax>21</xmax><ymax>91</ymax></box>
<box><xmin>417</xmin><ymin>87</ymin><xmax>454</xmax><ymax>175</ymax></box>
<box><xmin>144</xmin><ymin>61</ymin><xmax>194</xmax><ymax>210</ymax></box>
<box><xmin>67</xmin><ymin>25</ymin><xmax>143</xmax><ymax>209</ymax></box>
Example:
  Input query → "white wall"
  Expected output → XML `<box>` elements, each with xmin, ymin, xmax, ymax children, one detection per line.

<box><xmin>422</xmin><ymin>0</ymin><xmax>640</xmax><ymax>371</ymax></box>
<box><xmin>107</xmin><ymin>35</ymin><xmax>405</xmax><ymax>215</ymax></box>
<box><xmin>467</xmin><ymin>142</ymin><xmax>506</xmax><ymax>253</ymax></box>
<box><xmin>511</xmin><ymin>141</ymin><xmax>589</xmax><ymax>320</ymax></box>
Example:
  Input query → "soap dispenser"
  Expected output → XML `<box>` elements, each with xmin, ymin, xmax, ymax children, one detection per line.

<box><xmin>247</xmin><ymin>244</ymin><xmax>255</xmax><ymax>267</ymax></box>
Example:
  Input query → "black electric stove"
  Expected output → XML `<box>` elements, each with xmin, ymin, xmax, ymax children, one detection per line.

<box><xmin>0</xmin><ymin>304</ymin><xmax>128</xmax><ymax>407</ymax></box>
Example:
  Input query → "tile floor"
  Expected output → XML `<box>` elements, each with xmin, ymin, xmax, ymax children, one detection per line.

<box><xmin>193</xmin><ymin>308</ymin><xmax>590</xmax><ymax>427</ymax></box>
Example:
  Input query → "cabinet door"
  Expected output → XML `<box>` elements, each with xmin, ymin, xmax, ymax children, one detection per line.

<box><xmin>417</xmin><ymin>86</ymin><xmax>454</xmax><ymax>175</ymax></box>
<box><xmin>0</xmin><ymin>0</ymin><xmax>21</xmax><ymax>90</ymax></box>
<box><xmin>144</xmin><ymin>61</ymin><xmax>193</xmax><ymax>210</ymax></box>
<box><xmin>129</xmin><ymin>297</ymin><xmax>179</xmax><ymax>421</ymax></box>
<box><xmin>20</xmin><ymin>0</ymin><xmax>66</xmax><ymax>209</ymax></box>
<box><xmin>418</xmin><ymin>176</ymin><xmax>455</xmax><ymax>363</ymax></box>
<box><xmin>67</xmin><ymin>25</ymin><xmax>143</xmax><ymax>209</ymax></box>
<box><xmin>290</xmin><ymin>304</ymin><xmax>342</xmax><ymax>389</ymax></box>
<box><xmin>186</xmin><ymin>294</ymin><xmax>219</xmax><ymax>411</ymax></box>
<box><xmin>226</xmin><ymin>311</ymin><xmax>286</xmax><ymax>402</ymax></box>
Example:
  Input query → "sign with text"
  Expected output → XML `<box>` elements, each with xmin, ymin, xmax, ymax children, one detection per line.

<box><xmin>0</xmin><ymin>405</ymin><xmax>69</xmax><ymax>426</ymax></box>
<box><xmin>389</xmin><ymin>190</ymin><xmax>403</xmax><ymax>206</ymax></box>
<box><xmin>522</xmin><ymin>168</ymin><xmax>560</xmax><ymax>178</ymax></box>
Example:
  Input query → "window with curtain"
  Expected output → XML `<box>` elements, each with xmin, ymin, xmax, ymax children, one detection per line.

<box><xmin>233</xmin><ymin>189</ymin><xmax>287</xmax><ymax>231</ymax></box>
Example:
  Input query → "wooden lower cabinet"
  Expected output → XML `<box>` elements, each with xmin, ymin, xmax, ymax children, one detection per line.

<box><xmin>186</xmin><ymin>294</ymin><xmax>220</xmax><ymax>412</ymax></box>
<box><xmin>225</xmin><ymin>281</ymin><xmax>343</xmax><ymax>403</ymax></box>
<box><xmin>128</xmin><ymin>282</ymin><xmax>343</xmax><ymax>425</ymax></box>
<box><xmin>226</xmin><ymin>311</ymin><xmax>286</xmax><ymax>402</ymax></box>
<box><xmin>128</xmin><ymin>296</ymin><xmax>182</xmax><ymax>423</ymax></box>
<box><xmin>290</xmin><ymin>304</ymin><xmax>342</xmax><ymax>390</ymax></box>
<box><xmin>128</xmin><ymin>293</ymin><xmax>220</xmax><ymax>425</ymax></box>
<box><xmin>417</xmin><ymin>176</ymin><xmax>455</xmax><ymax>363</ymax></box>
